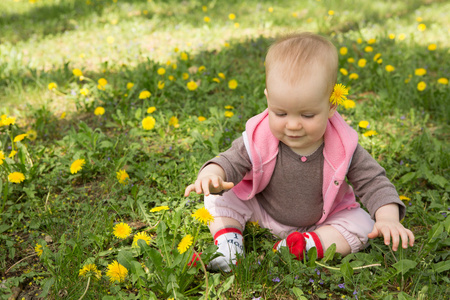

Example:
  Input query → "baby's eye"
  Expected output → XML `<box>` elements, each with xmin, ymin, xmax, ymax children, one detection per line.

<box><xmin>276</xmin><ymin>113</ymin><xmax>287</xmax><ymax>117</ymax></box>
<box><xmin>302</xmin><ymin>115</ymin><xmax>315</xmax><ymax>118</ymax></box>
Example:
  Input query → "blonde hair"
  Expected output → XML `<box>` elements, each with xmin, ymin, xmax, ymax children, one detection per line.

<box><xmin>265</xmin><ymin>32</ymin><xmax>338</xmax><ymax>94</ymax></box>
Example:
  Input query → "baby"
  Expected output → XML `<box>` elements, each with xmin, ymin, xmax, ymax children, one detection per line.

<box><xmin>185</xmin><ymin>32</ymin><xmax>414</xmax><ymax>272</ymax></box>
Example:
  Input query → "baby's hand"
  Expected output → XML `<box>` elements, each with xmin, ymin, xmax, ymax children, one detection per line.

<box><xmin>184</xmin><ymin>175</ymin><xmax>234</xmax><ymax>197</ymax></box>
<box><xmin>368</xmin><ymin>220</ymin><xmax>415</xmax><ymax>251</ymax></box>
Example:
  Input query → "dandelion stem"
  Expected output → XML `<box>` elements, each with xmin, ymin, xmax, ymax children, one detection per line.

<box><xmin>194</xmin><ymin>250</ymin><xmax>209</xmax><ymax>300</ymax></box>
<box><xmin>5</xmin><ymin>253</ymin><xmax>37</xmax><ymax>274</ymax></box>
<box><xmin>78</xmin><ymin>277</ymin><xmax>90</xmax><ymax>300</ymax></box>
<box><xmin>315</xmin><ymin>261</ymin><xmax>381</xmax><ymax>271</ymax></box>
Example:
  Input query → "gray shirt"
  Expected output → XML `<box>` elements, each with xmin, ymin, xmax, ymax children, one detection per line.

<box><xmin>203</xmin><ymin>136</ymin><xmax>406</xmax><ymax>227</ymax></box>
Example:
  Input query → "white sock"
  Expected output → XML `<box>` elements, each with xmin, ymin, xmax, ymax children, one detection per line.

<box><xmin>208</xmin><ymin>228</ymin><xmax>244</xmax><ymax>272</ymax></box>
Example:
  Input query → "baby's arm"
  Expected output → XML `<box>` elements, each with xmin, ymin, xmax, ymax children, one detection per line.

<box><xmin>368</xmin><ymin>204</ymin><xmax>415</xmax><ymax>251</ymax></box>
<box><xmin>184</xmin><ymin>163</ymin><xmax>234</xmax><ymax>197</ymax></box>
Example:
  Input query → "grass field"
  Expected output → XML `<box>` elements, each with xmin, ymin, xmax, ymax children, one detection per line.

<box><xmin>0</xmin><ymin>0</ymin><xmax>449</xmax><ymax>299</ymax></box>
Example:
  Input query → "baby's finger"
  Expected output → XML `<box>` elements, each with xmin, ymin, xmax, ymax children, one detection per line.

<box><xmin>222</xmin><ymin>181</ymin><xmax>234</xmax><ymax>190</ymax></box>
<box><xmin>406</xmin><ymin>229</ymin><xmax>415</xmax><ymax>247</ymax></box>
<box><xmin>201</xmin><ymin>179</ymin><xmax>211</xmax><ymax>196</ymax></box>
<box><xmin>211</xmin><ymin>177</ymin><xmax>220</xmax><ymax>188</ymax></box>
<box><xmin>194</xmin><ymin>179</ymin><xmax>204</xmax><ymax>194</ymax></box>
<box><xmin>184</xmin><ymin>184</ymin><xmax>195</xmax><ymax>197</ymax></box>
<box><xmin>391</xmin><ymin>228</ymin><xmax>401</xmax><ymax>251</ymax></box>
<box><xmin>380</xmin><ymin>227</ymin><xmax>392</xmax><ymax>246</ymax></box>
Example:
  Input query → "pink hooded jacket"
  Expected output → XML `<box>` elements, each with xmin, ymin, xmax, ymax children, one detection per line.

<box><xmin>232</xmin><ymin>109</ymin><xmax>360</xmax><ymax>225</ymax></box>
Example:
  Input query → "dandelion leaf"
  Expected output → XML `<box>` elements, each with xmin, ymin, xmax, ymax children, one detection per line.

<box><xmin>322</xmin><ymin>243</ymin><xmax>336</xmax><ymax>262</ymax></box>
<box><xmin>432</xmin><ymin>260</ymin><xmax>450</xmax><ymax>273</ymax></box>
<box><xmin>117</xmin><ymin>250</ymin><xmax>134</xmax><ymax>271</ymax></box>
<box><xmin>392</xmin><ymin>259</ymin><xmax>417</xmax><ymax>275</ymax></box>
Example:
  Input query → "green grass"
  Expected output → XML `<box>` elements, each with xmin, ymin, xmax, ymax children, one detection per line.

<box><xmin>1</xmin><ymin>0</ymin><xmax>449</xmax><ymax>299</ymax></box>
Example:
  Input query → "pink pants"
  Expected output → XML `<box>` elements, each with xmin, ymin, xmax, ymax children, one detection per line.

<box><xmin>205</xmin><ymin>190</ymin><xmax>375</xmax><ymax>253</ymax></box>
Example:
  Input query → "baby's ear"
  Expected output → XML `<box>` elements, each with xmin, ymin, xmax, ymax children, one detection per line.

<box><xmin>264</xmin><ymin>88</ymin><xmax>268</xmax><ymax>98</ymax></box>
<box><xmin>328</xmin><ymin>103</ymin><xmax>337</xmax><ymax>118</ymax></box>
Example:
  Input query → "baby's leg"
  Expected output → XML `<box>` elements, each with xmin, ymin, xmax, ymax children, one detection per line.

<box><xmin>204</xmin><ymin>192</ymin><xmax>252</xmax><ymax>272</ymax></box>
<box><xmin>314</xmin><ymin>225</ymin><xmax>351</xmax><ymax>256</ymax></box>
<box><xmin>315</xmin><ymin>207</ymin><xmax>375</xmax><ymax>255</ymax></box>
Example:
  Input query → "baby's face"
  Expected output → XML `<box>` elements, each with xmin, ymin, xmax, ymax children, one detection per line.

<box><xmin>265</xmin><ymin>65</ymin><xmax>336</xmax><ymax>156</ymax></box>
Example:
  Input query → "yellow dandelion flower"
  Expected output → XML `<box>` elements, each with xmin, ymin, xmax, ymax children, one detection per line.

<box><xmin>132</xmin><ymin>232</ymin><xmax>151</xmax><ymax>247</ymax></box>
<box><xmin>328</xmin><ymin>10</ymin><xmax>334</xmax><ymax>16</ymax></box>
<box><xmin>106</xmin><ymin>261</ymin><xmax>128</xmax><ymax>283</ymax></box>
<box><xmin>94</xmin><ymin>107</ymin><xmax>105</xmax><ymax>116</ymax></box>
<box><xmin>9</xmin><ymin>150</ymin><xmax>17</xmax><ymax>158</ymax></box>
<box><xmin>204</xmin><ymin>16</ymin><xmax>211</xmax><ymax>22</ymax></box>
<box><xmin>377</xmin><ymin>58</ymin><xmax>383</xmax><ymax>64</ymax></box>
<box><xmin>417</xmin><ymin>81</ymin><xmax>426</xmax><ymax>91</ymax></box>
<box><xmin>116</xmin><ymin>169</ymin><xmax>129</xmax><ymax>184</ymax></box>
<box><xmin>357</xmin><ymin>38</ymin><xmax>363</xmax><ymax>44</ymax></box>
<box><xmin>398</xmin><ymin>33</ymin><xmax>406</xmax><ymax>40</ymax></box>
<box><xmin>150</xmin><ymin>206</ymin><xmax>169</xmax><ymax>212</ymax></box>
<box><xmin>388</xmin><ymin>33</ymin><xmax>396</xmax><ymax>40</ymax></box>
<box><xmin>202</xmin><ymin>5</ymin><xmax>207</xmax><ymax>12</ymax></box>
<box><xmin>228</xmin><ymin>79</ymin><xmax>238</xmax><ymax>89</ymax></box>
<box><xmin>180</xmin><ymin>52</ymin><xmax>188</xmax><ymax>61</ymax></box>
<box><xmin>127</xmin><ymin>82</ymin><xmax>134</xmax><ymax>89</ymax></box>
<box><xmin>364</xmin><ymin>46</ymin><xmax>373</xmax><ymax>52</ymax></box>
<box><xmin>147</xmin><ymin>107</ymin><xmax>156</xmax><ymax>113</ymax></box>
<box><xmin>359</xmin><ymin>120</ymin><xmax>369</xmax><ymax>128</ymax></box>
<box><xmin>373</xmin><ymin>53</ymin><xmax>381</xmax><ymax>62</ymax></box>
<box><xmin>26</xmin><ymin>129</ymin><xmax>37</xmax><ymax>141</ymax></box>
<box><xmin>70</xmin><ymin>159</ymin><xmax>85</xmax><ymax>174</ymax></box>
<box><xmin>437</xmin><ymin>78</ymin><xmax>448</xmax><ymax>85</ymax></box>
<box><xmin>385</xmin><ymin>65</ymin><xmax>395</xmax><ymax>72</ymax></box>
<box><xmin>198</xmin><ymin>66</ymin><xmax>206</xmax><ymax>73</ymax></box>
<box><xmin>73</xmin><ymin>69</ymin><xmax>83</xmax><ymax>77</ymax></box>
<box><xmin>349</xmin><ymin>73</ymin><xmax>359</xmax><ymax>80</ymax></box>
<box><xmin>4</xmin><ymin>116</ymin><xmax>15</xmax><ymax>126</ymax></box>
<box><xmin>139</xmin><ymin>91</ymin><xmax>151</xmax><ymax>99</ymax></box>
<box><xmin>158</xmin><ymin>81</ymin><xmax>165</xmax><ymax>90</ymax></box>
<box><xmin>187</xmin><ymin>81</ymin><xmax>198</xmax><ymax>91</ymax></box>
<box><xmin>113</xmin><ymin>222</ymin><xmax>131</xmax><ymax>239</ymax></box>
<box><xmin>343</xmin><ymin>100</ymin><xmax>356</xmax><ymax>109</ymax></box>
<box><xmin>157</xmin><ymin>68</ymin><xmax>166</xmax><ymax>75</ymax></box>
<box><xmin>80</xmin><ymin>88</ymin><xmax>89</xmax><ymax>96</ymax></box>
<box><xmin>339</xmin><ymin>68</ymin><xmax>348</xmax><ymax>76</ymax></box>
<box><xmin>172</xmin><ymin>63</ymin><xmax>178</xmax><ymax>70</ymax></box>
<box><xmin>169</xmin><ymin>116</ymin><xmax>179</xmax><ymax>127</ymax></box>
<box><xmin>60</xmin><ymin>112</ymin><xmax>66</xmax><ymax>119</ymax></box>
<box><xmin>399</xmin><ymin>195</ymin><xmax>411</xmax><ymax>201</ymax></box>
<box><xmin>9</xmin><ymin>172</ymin><xmax>25</xmax><ymax>183</ymax></box>
<box><xmin>428</xmin><ymin>44</ymin><xmax>436</xmax><ymax>51</ymax></box>
<box><xmin>14</xmin><ymin>134</ymin><xmax>27</xmax><ymax>142</ymax></box>
<box><xmin>191</xmin><ymin>207</ymin><xmax>214</xmax><ymax>225</ymax></box>
<box><xmin>98</xmin><ymin>78</ymin><xmax>107</xmax><ymax>87</ymax></box>
<box><xmin>48</xmin><ymin>82</ymin><xmax>57</xmax><ymax>90</ymax></box>
<box><xmin>416</xmin><ymin>17</ymin><xmax>423</xmax><ymax>22</ymax></box>
<box><xmin>357</xmin><ymin>59</ymin><xmax>367</xmax><ymax>68</ymax></box>
<box><xmin>224</xmin><ymin>42</ymin><xmax>230</xmax><ymax>48</ymax></box>
<box><xmin>224</xmin><ymin>111</ymin><xmax>234</xmax><ymax>118</ymax></box>
<box><xmin>417</xmin><ymin>23</ymin><xmax>426</xmax><ymax>31</ymax></box>
<box><xmin>347</xmin><ymin>57</ymin><xmax>355</xmax><ymax>63</ymax></box>
<box><xmin>198</xmin><ymin>116</ymin><xmax>206</xmax><ymax>122</ymax></box>
<box><xmin>224</xmin><ymin>105</ymin><xmax>234</xmax><ymax>109</ymax></box>
<box><xmin>329</xmin><ymin>83</ymin><xmax>348</xmax><ymax>105</ymax></box>
<box><xmin>367</xmin><ymin>38</ymin><xmax>376</xmax><ymax>44</ymax></box>
<box><xmin>339</xmin><ymin>47</ymin><xmax>348</xmax><ymax>55</ymax></box>
<box><xmin>217</xmin><ymin>73</ymin><xmax>226</xmax><ymax>80</ymax></box>
<box><xmin>177</xmin><ymin>235</ymin><xmax>193</xmax><ymax>254</ymax></box>
<box><xmin>79</xmin><ymin>264</ymin><xmax>102</xmax><ymax>280</ymax></box>
<box><xmin>142</xmin><ymin>116</ymin><xmax>156</xmax><ymax>130</ymax></box>
<box><xmin>0</xmin><ymin>150</ymin><xmax>5</xmax><ymax>165</ymax></box>
<box><xmin>414</xmin><ymin>68</ymin><xmax>427</xmax><ymax>76</ymax></box>
<box><xmin>363</xmin><ymin>130</ymin><xmax>378</xmax><ymax>137</ymax></box>
<box><xmin>268</xmin><ymin>7</ymin><xmax>274</xmax><ymax>13</ymax></box>
<box><xmin>212</xmin><ymin>78</ymin><xmax>220</xmax><ymax>83</ymax></box>
<box><xmin>168</xmin><ymin>75</ymin><xmax>175</xmax><ymax>81</ymax></box>
<box><xmin>35</xmin><ymin>244</ymin><xmax>43</xmax><ymax>257</ymax></box>
<box><xmin>229</xmin><ymin>13</ymin><xmax>236</xmax><ymax>20</ymax></box>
